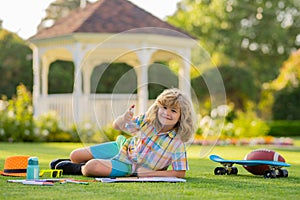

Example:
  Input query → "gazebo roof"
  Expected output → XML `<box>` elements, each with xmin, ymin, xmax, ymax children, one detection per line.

<box><xmin>31</xmin><ymin>0</ymin><xmax>192</xmax><ymax>40</ymax></box>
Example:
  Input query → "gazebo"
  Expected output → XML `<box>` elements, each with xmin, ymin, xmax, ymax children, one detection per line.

<box><xmin>28</xmin><ymin>0</ymin><xmax>196</xmax><ymax>126</ymax></box>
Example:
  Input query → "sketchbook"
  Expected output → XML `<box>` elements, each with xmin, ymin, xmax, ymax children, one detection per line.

<box><xmin>96</xmin><ymin>177</ymin><xmax>186</xmax><ymax>183</ymax></box>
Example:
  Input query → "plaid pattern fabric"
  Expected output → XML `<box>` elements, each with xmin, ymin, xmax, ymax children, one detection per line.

<box><xmin>116</xmin><ymin>114</ymin><xmax>188</xmax><ymax>172</ymax></box>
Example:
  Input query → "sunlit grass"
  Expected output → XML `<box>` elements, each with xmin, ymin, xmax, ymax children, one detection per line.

<box><xmin>0</xmin><ymin>141</ymin><xmax>299</xmax><ymax>200</ymax></box>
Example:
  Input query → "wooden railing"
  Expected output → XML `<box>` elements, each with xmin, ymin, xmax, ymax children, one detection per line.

<box><xmin>36</xmin><ymin>94</ymin><xmax>140</xmax><ymax>127</ymax></box>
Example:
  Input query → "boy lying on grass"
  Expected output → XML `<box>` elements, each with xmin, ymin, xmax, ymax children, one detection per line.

<box><xmin>51</xmin><ymin>88</ymin><xmax>196</xmax><ymax>178</ymax></box>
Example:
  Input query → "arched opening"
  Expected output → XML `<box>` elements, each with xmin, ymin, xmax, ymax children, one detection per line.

<box><xmin>90</xmin><ymin>62</ymin><xmax>137</xmax><ymax>94</ymax></box>
<box><xmin>148</xmin><ymin>62</ymin><xmax>178</xmax><ymax>99</ymax></box>
<box><xmin>48</xmin><ymin>60</ymin><xmax>74</xmax><ymax>94</ymax></box>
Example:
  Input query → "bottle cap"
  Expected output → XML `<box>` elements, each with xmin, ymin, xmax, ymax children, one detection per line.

<box><xmin>28</xmin><ymin>157</ymin><xmax>39</xmax><ymax>165</ymax></box>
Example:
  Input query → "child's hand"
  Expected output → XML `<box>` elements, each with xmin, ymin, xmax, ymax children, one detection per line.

<box><xmin>124</xmin><ymin>105</ymin><xmax>139</xmax><ymax>133</ymax></box>
<box><xmin>123</xmin><ymin>105</ymin><xmax>135</xmax><ymax>123</ymax></box>
<box><xmin>113</xmin><ymin>105</ymin><xmax>138</xmax><ymax>132</ymax></box>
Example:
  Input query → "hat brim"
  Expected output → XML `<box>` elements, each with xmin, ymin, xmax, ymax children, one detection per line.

<box><xmin>0</xmin><ymin>170</ymin><xmax>27</xmax><ymax>177</ymax></box>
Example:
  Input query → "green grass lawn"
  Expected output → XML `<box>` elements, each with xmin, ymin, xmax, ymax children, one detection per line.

<box><xmin>0</xmin><ymin>141</ymin><xmax>299</xmax><ymax>200</ymax></box>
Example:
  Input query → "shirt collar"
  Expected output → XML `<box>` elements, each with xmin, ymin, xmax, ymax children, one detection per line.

<box><xmin>157</xmin><ymin>129</ymin><xmax>177</xmax><ymax>138</ymax></box>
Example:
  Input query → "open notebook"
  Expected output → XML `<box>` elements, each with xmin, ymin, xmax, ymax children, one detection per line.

<box><xmin>96</xmin><ymin>177</ymin><xmax>186</xmax><ymax>183</ymax></box>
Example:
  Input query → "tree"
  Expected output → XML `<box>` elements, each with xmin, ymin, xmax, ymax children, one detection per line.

<box><xmin>168</xmin><ymin>0</ymin><xmax>300</xmax><ymax>84</ymax></box>
<box><xmin>272</xmin><ymin>86</ymin><xmax>300</xmax><ymax>120</ymax></box>
<box><xmin>270</xmin><ymin>49</ymin><xmax>300</xmax><ymax>90</ymax></box>
<box><xmin>270</xmin><ymin>49</ymin><xmax>300</xmax><ymax>120</ymax></box>
<box><xmin>0</xmin><ymin>29</ymin><xmax>32</xmax><ymax>98</ymax></box>
<box><xmin>192</xmin><ymin>65</ymin><xmax>258</xmax><ymax>110</ymax></box>
<box><xmin>38</xmin><ymin>0</ymin><xmax>93</xmax><ymax>30</ymax></box>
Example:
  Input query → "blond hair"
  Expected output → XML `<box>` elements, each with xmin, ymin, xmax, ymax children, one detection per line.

<box><xmin>146</xmin><ymin>88</ymin><xmax>196</xmax><ymax>142</ymax></box>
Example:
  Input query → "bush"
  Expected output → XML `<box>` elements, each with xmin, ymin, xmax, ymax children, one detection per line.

<box><xmin>272</xmin><ymin>86</ymin><xmax>300</xmax><ymax>120</ymax></box>
<box><xmin>35</xmin><ymin>111</ymin><xmax>80</xmax><ymax>142</ymax></box>
<box><xmin>0</xmin><ymin>84</ymin><xmax>37</xmax><ymax>142</ymax></box>
<box><xmin>232</xmin><ymin>108</ymin><xmax>270</xmax><ymax>138</ymax></box>
<box><xmin>68</xmin><ymin>122</ymin><xmax>125</xmax><ymax>143</ymax></box>
<box><xmin>267</xmin><ymin>120</ymin><xmax>300</xmax><ymax>137</ymax></box>
<box><xmin>198</xmin><ymin>104</ymin><xmax>270</xmax><ymax>140</ymax></box>
<box><xmin>68</xmin><ymin>122</ymin><xmax>101</xmax><ymax>143</ymax></box>
<box><xmin>0</xmin><ymin>84</ymin><xmax>79</xmax><ymax>142</ymax></box>
<box><xmin>101</xmin><ymin>124</ymin><xmax>125</xmax><ymax>142</ymax></box>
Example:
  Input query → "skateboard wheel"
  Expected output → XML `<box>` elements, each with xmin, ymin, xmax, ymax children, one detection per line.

<box><xmin>227</xmin><ymin>167</ymin><xmax>238</xmax><ymax>175</ymax></box>
<box><xmin>214</xmin><ymin>167</ymin><xmax>226</xmax><ymax>175</ymax></box>
<box><xmin>264</xmin><ymin>170</ymin><xmax>276</xmax><ymax>178</ymax></box>
<box><xmin>277</xmin><ymin>169</ymin><xmax>288</xmax><ymax>178</ymax></box>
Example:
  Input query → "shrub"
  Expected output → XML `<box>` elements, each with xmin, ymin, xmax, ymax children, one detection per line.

<box><xmin>272</xmin><ymin>86</ymin><xmax>300</xmax><ymax>120</ymax></box>
<box><xmin>68</xmin><ymin>122</ymin><xmax>125</xmax><ymax>143</ymax></box>
<box><xmin>68</xmin><ymin>122</ymin><xmax>100</xmax><ymax>143</ymax></box>
<box><xmin>0</xmin><ymin>84</ymin><xmax>79</xmax><ymax>142</ymax></box>
<box><xmin>0</xmin><ymin>84</ymin><xmax>37</xmax><ymax>142</ymax></box>
<box><xmin>232</xmin><ymin>108</ymin><xmax>270</xmax><ymax>138</ymax></box>
<box><xmin>35</xmin><ymin>111</ymin><xmax>80</xmax><ymax>142</ymax></box>
<box><xmin>267</xmin><ymin>120</ymin><xmax>300</xmax><ymax>137</ymax></box>
<box><xmin>198</xmin><ymin>104</ymin><xmax>270</xmax><ymax>140</ymax></box>
<box><xmin>100</xmin><ymin>124</ymin><xmax>125</xmax><ymax>142</ymax></box>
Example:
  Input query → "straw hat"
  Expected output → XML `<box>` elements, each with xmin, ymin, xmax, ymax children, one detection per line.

<box><xmin>0</xmin><ymin>155</ymin><xmax>30</xmax><ymax>177</ymax></box>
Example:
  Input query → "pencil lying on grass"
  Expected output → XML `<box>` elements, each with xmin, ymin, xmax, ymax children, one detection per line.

<box><xmin>22</xmin><ymin>181</ymin><xmax>54</xmax><ymax>186</ymax></box>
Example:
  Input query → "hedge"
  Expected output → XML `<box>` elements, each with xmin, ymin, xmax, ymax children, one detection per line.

<box><xmin>267</xmin><ymin>120</ymin><xmax>300</xmax><ymax>137</ymax></box>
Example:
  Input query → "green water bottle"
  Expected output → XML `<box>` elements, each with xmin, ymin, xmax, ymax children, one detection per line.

<box><xmin>26</xmin><ymin>157</ymin><xmax>40</xmax><ymax>180</ymax></box>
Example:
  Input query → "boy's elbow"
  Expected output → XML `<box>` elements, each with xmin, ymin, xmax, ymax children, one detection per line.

<box><xmin>112</xmin><ymin>121</ymin><xmax>121</xmax><ymax>130</ymax></box>
<box><xmin>112</xmin><ymin>121</ymin><xmax>118</xmax><ymax>129</ymax></box>
<box><xmin>176</xmin><ymin>170</ymin><xmax>186</xmax><ymax>178</ymax></box>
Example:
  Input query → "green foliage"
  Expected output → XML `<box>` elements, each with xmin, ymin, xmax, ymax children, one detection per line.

<box><xmin>272</xmin><ymin>86</ymin><xmax>300</xmax><ymax>120</ymax></box>
<box><xmin>35</xmin><ymin>111</ymin><xmax>80</xmax><ymax>142</ymax></box>
<box><xmin>231</xmin><ymin>106</ymin><xmax>270</xmax><ymax>138</ymax></box>
<box><xmin>0</xmin><ymin>29</ymin><xmax>32</xmax><ymax>98</ymax></box>
<box><xmin>48</xmin><ymin>60</ymin><xmax>74</xmax><ymax>94</ymax></box>
<box><xmin>68</xmin><ymin>122</ymin><xmax>101</xmax><ymax>143</ymax></box>
<box><xmin>168</xmin><ymin>0</ymin><xmax>300</xmax><ymax>83</ymax></box>
<box><xmin>68</xmin><ymin>122</ymin><xmax>126</xmax><ymax>143</ymax></box>
<box><xmin>0</xmin><ymin>84</ymin><xmax>36</xmax><ymax>142</ymax></box>
<box><xmin>268</xmin><ymin>120</ymin><xmax>300</xmax><ymax>136</ymax></box>
<box><xmin>270</xmin><ymin>50</ymin><xmax>300</xmax><ymax>91</ymax></box>
<box><xmin>148</xmin><ymin>62</ymin><xmax>178</xmax><ymax>99</ymax></box>
<box><xmin>192</xmin><ymin>65</ymin><xmax>258</xmax><ymax>110</ymax></box>
<box><xmin>0</xmin><ymin>84</ymin><xmax>79</xmax><ymax>142</ymax></box>
<box><xmin>268</xmin><ymin>50</ymin><xmax>300</xmax><ymax>120</ymax></box>
<box><xmin>91</xmin><ymin>62</ymin><xmax>178</xmax><ymax>99</ymax></box>
<box><xmin>100</xmin><ymin>124</ymin><xmax>124</xmax><ymax>142</ymax></box>
<box><xmin>198</xmin><ymin>104</ymin><xmax>269</xmax><ymax>139</ymax></box>
<box><xmin>38</xmin><ymin>0</ymin><xmax>94</xmax><ymax>30</ymax></box>
<box><xmin>91</xmin><ymin>63</ymin><xmax>136</xmax><ymax>93</ymax></box>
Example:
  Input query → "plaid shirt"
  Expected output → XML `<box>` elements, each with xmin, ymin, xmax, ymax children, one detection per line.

<box><xmin>115</xmin><ymin>114</ymin><xmax>188</xmax><ymax>172</ymax></box>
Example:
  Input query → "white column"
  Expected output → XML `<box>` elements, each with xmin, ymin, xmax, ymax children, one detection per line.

<box><xmin>179</xmin><ymin>49</ymin><xmax>191</xmax><ymax>98</ymax></box>
<box><xmin>82</xmin><ymin>63</ymin><xmax>92</xmax><ymax>95</ymax></box>
<box><xmin>72</xmin><ymin>43</ymin><xmax>84</xmax><ymax>124</ymax></box>
<box><xmin>135</xmin><ymin>49</ymin><xmax>154</xmax><ymax>113</ymax></box>
<box><xmin>41</xmin><ymin>57</ymin><xmax>50</xmax><ymax>97</ymax></box>
<box><xmin>32</xmin><ymin>46</ymin><xmax>40</xmax><ymax>117</ymax></box>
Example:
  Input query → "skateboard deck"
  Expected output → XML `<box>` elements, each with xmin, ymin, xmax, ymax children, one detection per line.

<box><xmin>210</xmin><ymin>154</ymin><xmax>291</xmax><ymax>167</ymax></box>
<box><xmin>209</xmin><ymin>154</ymin><xmax>290</xmax><ymax>178</ymax></box>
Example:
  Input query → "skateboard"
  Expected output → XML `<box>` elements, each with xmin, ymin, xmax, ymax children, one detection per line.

<box><xmin>209</xmin><ymin>154</ymin><xmax>291</xmax><ymax>178</ymax></box>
